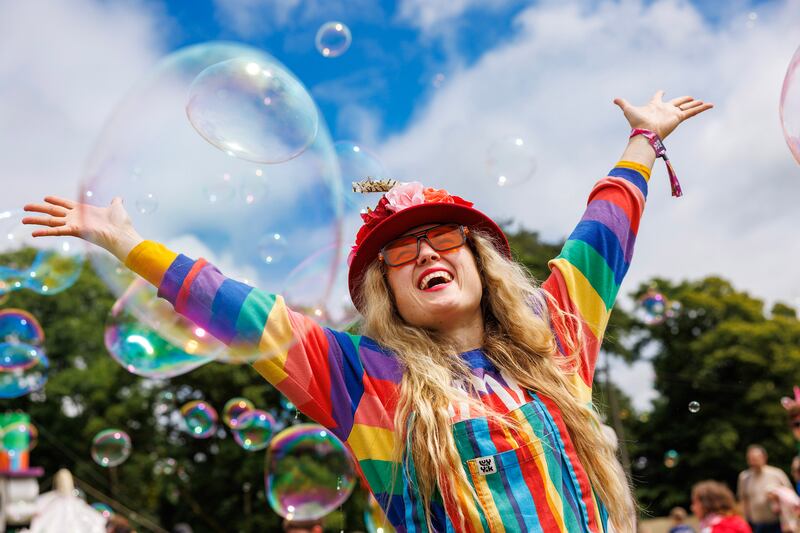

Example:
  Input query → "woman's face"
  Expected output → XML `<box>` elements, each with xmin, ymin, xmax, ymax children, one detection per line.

<box><xmin>690</xmin><ymin>494</ymin><xmax>704</xmax><ymax>519</ymax></box>
<box><xmin>384</xmin><ymin>224</ymin><xmax>483</xmax><ymax>332</ymax></box>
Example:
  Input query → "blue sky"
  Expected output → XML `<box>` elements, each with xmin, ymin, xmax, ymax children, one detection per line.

<box><xmin>141</xmin><ymin>0</ymin><xmax>781</xmax><ymax>140</ymax></box>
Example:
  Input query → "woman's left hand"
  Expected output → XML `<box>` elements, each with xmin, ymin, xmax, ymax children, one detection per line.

<box><xmin>613</xmin><ymin>90</ymin><xmax>713</xmax><ymax>139</ymax></box>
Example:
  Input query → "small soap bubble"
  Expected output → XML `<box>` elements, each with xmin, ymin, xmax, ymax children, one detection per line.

<box><xmin>486</xmin><ymin>136</ymin><xmax>537</xmax><ymax>188</ymax></box>
<box><xmin>258</xmin><ymin>232</ymin><xmax>288</xmax><ymax>265</ymax></box>
<box><xmin>638</xmin><ymin>288</ymin><xmax>669</xmax><ymax>325</ymax></box>
<box><xmin>223</xmin><ymin>397</ymin><xmax>255</xmax><ymax>428</ymax></box>
<box><xmin>334</xmin><ymin>141</ymin><xmax>387</xmax><ymax>214</ymax></box>
<box><xmin>663</xmin><ymin>449</ymin><xmax>679</xmax><ymax>469</ymax></box>
<box><xmin>315</xmin><ymin>22</ymin><xmax>352</xmax><ymax>58</ymax></box>
<box><xmin>91</xmin><ymin>429</ymin><xmax>132</xmax><ymax>468</ymax></box>
<box><xmin>91</xmin><ymin>502</ymin><xmax>114</xmax><ymax>520</ymax></box>
<box><xmin>180</xmin><ymin>400</ymin><xmax>218</xmax><ymax>439</ymax></box>
<box><xmin>232</xmin><ymin>409</ymin><xmax>275</xmax><ymax>451</ymax></box>
<box><xmin>0</xmin><ymin>309</ymin><xmax>45</xmax><ymax>345</ymax></box>
<box><xmin>0</xmin><ymin>343</ymin><xmax>49</xmax><ymax>398</ymax></box>
<box><xmin>135</xmin><ymin>192</ymin><xmax>158</xmax><ymax>214</ymax></box>
<box><xmin>266</xmin><ymin>424</ymin><xmax>355</xmax><ymax>521</ymax></box>
<box><xmin>688</xmin><ymin>401</ymin><xmax>700</xmax><ymax>413</ymax></box>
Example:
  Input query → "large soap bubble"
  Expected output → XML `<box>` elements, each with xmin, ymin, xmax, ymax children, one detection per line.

<box><xmin>105</xmin><ymin>280</ymin><xmax>213</xmax><ymax>378</ymax></box>
<box><xmin>80</xmin><ymin>43</ymin><xmax>344</xmax><ymax>364</ymax></box>
<box><xmin>186</xmin><ymin>57</ymin><xmax>319</xmax><ymax>164</ymax></box>
<box><xmin>0</xmin><ymin>209</ymin><xmax>84</xmax><ymax>296</ymax></box>
<box><xmin>265</xmin><ymin>424</ymin><xmax>355</xmax><ymax>521</ymax></box>
<box><xmin>0</xmin><ymin>309</ymin><xmax>45</xmax><ymax>345</ymax></box>
<box><xmin>232</xmin><ymin>409</ymin><xmax>275</xmax><ymax>451</ymax></box>
<box><xmin>781</xmin><ymin>45</ymin><xmax>800</xmax><ymax>165</ymax></box>
<box><xmin>91</xmin><ymin>429</ymin><xmax>132</xmax><ymax>467</ymax></box>
<box><xmin>0</xmin><ymin>343</ymin><xmax>49</xmax><ymax>398</ymax></box>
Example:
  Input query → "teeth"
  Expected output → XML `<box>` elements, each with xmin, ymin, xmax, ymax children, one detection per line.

<box><xmin>419</xmin><ymin>270</ymin><xmax>454</xmax><ymax>290</ymax></box>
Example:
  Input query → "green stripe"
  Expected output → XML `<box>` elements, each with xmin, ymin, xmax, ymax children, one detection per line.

<box><xmin>557</xmin><ymin>240</ymin><xmax>618</xmax><ymax>310</ymax></box>
<box><xmin>232</xmin><ymin>289</ymin><xmax>276</xmax><ymax>347</ymax></box>
<box><xmin>359</xmin><ymin>459</ymin><xmax>405</xmax><ymax>495</ymax></box>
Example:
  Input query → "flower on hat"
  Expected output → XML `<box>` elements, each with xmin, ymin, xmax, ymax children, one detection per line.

<box><xmin>385</xmin><ymin>181</ymin><xmax>425</xmax><ymax>213</ymax></box>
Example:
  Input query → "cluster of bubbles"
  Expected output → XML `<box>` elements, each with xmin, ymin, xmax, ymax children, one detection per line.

<box><xmin>781</xmin><ymin>44</ymin><xmax>800</xmax><ymax>165</ymax></box>
<box><xmin>315</xmin><ymin>22</ymin><xmax>352</xmax><ymax>58</ymax></box>
<box><xmin>265</xmin><ymin>424</ymin><xmax>355</xmax><ymax>521</ymax></box>
<box><xmin>81</xmin><ymin>42</ymin><xmax>346</xmax><ymax>372</ymax></box>
<box><xmin>636</xmin><ymin>288</ymin><xmax>681</xmax><ymax>326</ymax></box>
<box><xmin>91</xmin><ymin>429</ymin><xmax>132</xmax><ymax>468</ymax></box>
<box><xmin>0</xmin><ymin>210</ymin><xmax>84</xmax><ymax>298</ymax></box>
<box><xmin>0</xmin><ymin>309</ymin><xmax>49</xmax><ymax>398</ymax></box>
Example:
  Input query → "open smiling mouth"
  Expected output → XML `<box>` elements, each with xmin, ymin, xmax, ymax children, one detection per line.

<box><xmin>418</xmin><ymin>270</ymin><xmax>454</xmax><ymax>291</ymax></box>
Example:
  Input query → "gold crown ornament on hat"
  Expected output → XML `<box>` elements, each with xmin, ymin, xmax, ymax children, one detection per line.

<box><xmin>351</xmin><ymin>177</ymin><xmax>398</xmax><ymax>194</ymax></box>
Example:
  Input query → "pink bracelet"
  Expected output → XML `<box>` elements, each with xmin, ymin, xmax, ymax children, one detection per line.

<box><xmin>630</xmin><ymin>128</ymin><xmax>682</xmax><ymax>197</ymax></box>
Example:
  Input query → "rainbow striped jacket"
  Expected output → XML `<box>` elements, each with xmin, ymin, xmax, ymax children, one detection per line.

<box><xmin>126</xmin><ymin>161</ymin><xmax>649</xmax><ymax>533</ymax></box>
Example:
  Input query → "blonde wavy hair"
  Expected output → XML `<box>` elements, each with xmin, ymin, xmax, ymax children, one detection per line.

<box><xmin>358</xmin><ymin>230</ymin><xmax>634</xmax><ymax>532</ymax></box>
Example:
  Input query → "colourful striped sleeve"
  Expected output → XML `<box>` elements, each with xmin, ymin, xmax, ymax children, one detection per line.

<box><xmin>124</xmin><ymin>241</ymin><xmax>372</xmax><ymax>442</ymax></box>
<box><xmin>542</xmin><ymin>161</ymin><xmax>649</xmax><ymax>399</ymax></box>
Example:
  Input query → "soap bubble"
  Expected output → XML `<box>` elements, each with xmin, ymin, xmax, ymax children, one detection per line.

<box><xmin>486</xmin><ymin>136</ymin><xmax>537</xmax><ymax>188</ymax></box>
<box><xmin>80</xmin><ymin>43</ymin><xmax>344</xmax><ymax>365</ymax></box>
<box><xmin>186</xmin><ymin>57</ymin><xmax>319</xmax><ymax>164</ymax></box>
<box><xmin>232</xmin><ymin>409</ymin><xmax>275</xmax><ymax>451</ymax></box>
<box><xmin>0</xmin><ymin>343</ymin><xmax>49</xmax><ymax>398</ymax></box>
<box><xmin>638</xmin><ymin>288</ymin><xmax>669</xmax><ymax>325</ymax></box>
<box><xmin>280</xmin><ymin>395</ymin><xmax>295</xmax><ymax>412</ymax></box>
<box><xmin>0</xmin><ymin>420</ymin><xmax>34</xmax><ymax>455</ymax></box>
<box><xmin>688</xmin><ymin>401</ymin><xmax>700</xmax><ymax>413</ymax></box>
<box><xmin>91</xmin><ymin>502</ymin><xmax>114</xmax><ymax>520</ymax></box>
<box><xmin>266</xmin><ymin>424</ymin><xmax>356</xmax><ymax>521</ymax></box>
<box><xmin>181</xmin><ymin>400</ymin><xmax>218</xmax><ymax>439</ymax></box>
<box><xmin>0</xmin><ymin>309</ymin><xmax>45</xmax><ymax>345</ymax></box>
<box><xmin>105</xmin><ymin>281</ymin><xmax>213</xmax><ymax>378</ymax></box>
<box><xmin>663</xmin><ymin>449</ymin><xmax>679</xmax><ymax>469</ymax></box>
<box><xmin>0</xmin><ymin>209</ymin><xmax>84</xmax><ymax>295</ymax></box>
<box><xmin>365</xmin><ymin>492</ymin><xmax>396</xmax><ymax>533</ymax></box>
<box><xmin>780</xmin><ymin>45</ymin><xmax>800</xmax><ymax>165</ymax></box>
<box><xmin>91</xmin><ymin>429</ymin><xmax>132</xmax><ymax>467</ymax></box>
<box><xmin>153</xmin><ymin>457</ymin><xmax>178</xmax><ymax>476</ymax></box>
<box><xmin>334</xmin><ymin>141</ymin><xmax>387</xmax><ymax>213</ymax></box>
<box><xmin>223</xmin><ymin>397</ymin><xmax>255</xmax><ymax>428</ymax></box>
<box><xmin>315</xmin><ymin>22</ymin><xmax>352</xmax><ymax>58</ymax></box>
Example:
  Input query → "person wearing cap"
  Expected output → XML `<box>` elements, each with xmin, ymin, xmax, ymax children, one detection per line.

<box><xmin>22</xmin><ymin>91</ymin><xmax>712</xmax><ymax>532</ymax></box>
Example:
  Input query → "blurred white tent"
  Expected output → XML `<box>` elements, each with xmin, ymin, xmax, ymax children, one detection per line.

<box><xmin>28</xmin><ymin>469</ymin><xmax>106</xmax><ymax>533</ymax></box>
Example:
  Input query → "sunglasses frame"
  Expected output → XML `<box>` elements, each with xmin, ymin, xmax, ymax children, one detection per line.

<box><xmin>378</xmin><ymin>223</ymin><xmax>470</xmax><ymax>267</ymax></box>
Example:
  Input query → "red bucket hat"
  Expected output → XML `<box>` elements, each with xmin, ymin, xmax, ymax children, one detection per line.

<box><xmin>347</xmin><ymin>180</ymin><xmax>510</xmax><ymax>310</ymax></box>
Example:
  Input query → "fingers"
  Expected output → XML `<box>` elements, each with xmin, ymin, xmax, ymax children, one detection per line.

<box><xmin>682</xmin><ymin>102</ymin><xmax>714</xmax><ymax>119</ymax></box>
<box><xmin>21</xmin><ymin>216</ymin><xmax>65</xmax><ymax>228</ymax></box>
<box><xmin>23</xmin><ymin>203</ymin><xmax>67</xmax><ymax>217</ymax></box>
<box><xmin>613</xmin><ymin>97</ymin><xmax>631</xmax><ymax>110</ymax></box>
<box><xmin>670</xmin><ymin>95</ymin><xmax>694</xmax><ymax>107</ymax></box>
<box><xmin>30</xmin><ymin>225</ymin><xmax>78</xmax><ymax>238</ymax></box>
<box><xmin>650</xmin><ymin>90</ymin><xmax>665</xmax><ymax>103</ymax></box>
<box><xmin>679</xmin><ymin>100</ymin><xmax>705</xmax><ymax>111</ymax></box>
<box><xmin>43</xmin><ymin>196</ymin><xmax>76</xmax><ymax>210</ymax></box>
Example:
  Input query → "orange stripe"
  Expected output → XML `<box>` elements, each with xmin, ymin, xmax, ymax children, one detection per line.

<box><xmin>174</xmin><ymin>258</ymin><xmax>207</xmax><ymax>314</ymax></box>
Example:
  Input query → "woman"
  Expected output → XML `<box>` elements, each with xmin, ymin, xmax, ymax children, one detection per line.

<box><xmin>23</xmin><ymin>91</ymin><xmax>712</xmax><ymax>532</ymax></box>
<box><xmin>692</xmin><ymin>481</ymin><xmax>752</xmax><ymax>533</ymax></box>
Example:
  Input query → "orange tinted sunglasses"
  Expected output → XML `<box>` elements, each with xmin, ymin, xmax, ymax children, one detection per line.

<box><xmin>379</xmin><ymin>224</ymin><xmax>469</xmax><ymax>267</ymax></box>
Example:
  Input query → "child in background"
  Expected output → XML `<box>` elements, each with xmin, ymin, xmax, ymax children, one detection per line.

<box><xmin>670</xmin><ymin>506</ymin><xmax>696</xmax><ymax>533</ymax></box>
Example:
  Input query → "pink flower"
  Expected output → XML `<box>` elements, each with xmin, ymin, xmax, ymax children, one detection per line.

<box><xmin>385</xmin><ymin>181</ymin><xmax>425</xmax><ymax>213</ymax></box>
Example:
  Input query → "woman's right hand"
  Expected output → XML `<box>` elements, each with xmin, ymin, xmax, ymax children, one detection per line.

<box><xmin>22</xmin><ymin>196</ymin><xmax>144</xmax><ymax>262</ymax></box>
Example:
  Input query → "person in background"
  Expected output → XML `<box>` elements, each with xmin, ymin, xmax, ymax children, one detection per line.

<box><xmin>738</xmin><ymin>445</ymin><xmax>793</xmax><ymax>533</ymax></box>
<box><xmin>791</xmin><ymin>457</ymin><xmax>800</xmax><ymax>495</ymax></box>
<box><xmin>692</xmin><ymin>481</ymin><xmax>752</xmax><ymax>533</ymax></box>
<box><xmin>669</xmin><ymin>506</ymin><xmax>696</xmax><ymax>533</ymax></box>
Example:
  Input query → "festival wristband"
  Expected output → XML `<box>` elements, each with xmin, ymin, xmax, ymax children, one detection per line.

<box><xmin>629</xmin><ymin>128</ymin><xmax>682</xmax><ymax>197</ymax></box>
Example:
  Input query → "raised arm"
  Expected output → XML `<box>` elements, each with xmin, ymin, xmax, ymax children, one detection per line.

<box><xmin>543</xmin><ymin>90</ymin><xmax>713</xmax><ymax>401</ymax></box>
<box><xmin>21</xmin><ymin>198</ymin><xmax>373</xmax><ymax>441</ymax></box>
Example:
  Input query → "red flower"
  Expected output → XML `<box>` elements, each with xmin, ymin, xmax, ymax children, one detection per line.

<box><xmin>423</xmin><ymin>187</ymin><xmax>454</xmax><ymax>204</ymax></box>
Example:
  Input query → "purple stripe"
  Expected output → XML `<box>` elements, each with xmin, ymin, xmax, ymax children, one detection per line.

<box><xmin>360</xmin><ymin>347</ymin><xmax>403</xmax><ymax>382</ymax></box>
<box><xmin>581</xmin><ymin>199</ymin><xmax>635</xmax><ymax>263</ymax></box>
<box><xmin>181</xmin><ymin>266</ymin><xmax>225</xmax><ymax>328</ymax></box>
<box><xmin>327</xmin><ymin>347</ymin><xmax>354</xmax><ymax>441</ymax></box>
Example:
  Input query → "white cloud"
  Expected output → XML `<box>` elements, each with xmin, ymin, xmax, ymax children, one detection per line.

<box><xmin>395</xmin><ymin>0</ymin><xmax>519</xmax><ymax>35</ymax></box>
<box><xmin>0</xmin><ymin>0</ymin><xmax>166</xmax><ymax>211</ymax></box>
<box><xmin>378</xmin><ymin>0</ymin><xmax>800</xmax><ymax>307</ymax></box>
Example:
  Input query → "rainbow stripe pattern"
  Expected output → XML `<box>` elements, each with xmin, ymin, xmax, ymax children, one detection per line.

<box><xmin>125</xmin><ymin>161</ymin><xmax>649</xmax><ymax>532</ymax></box>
